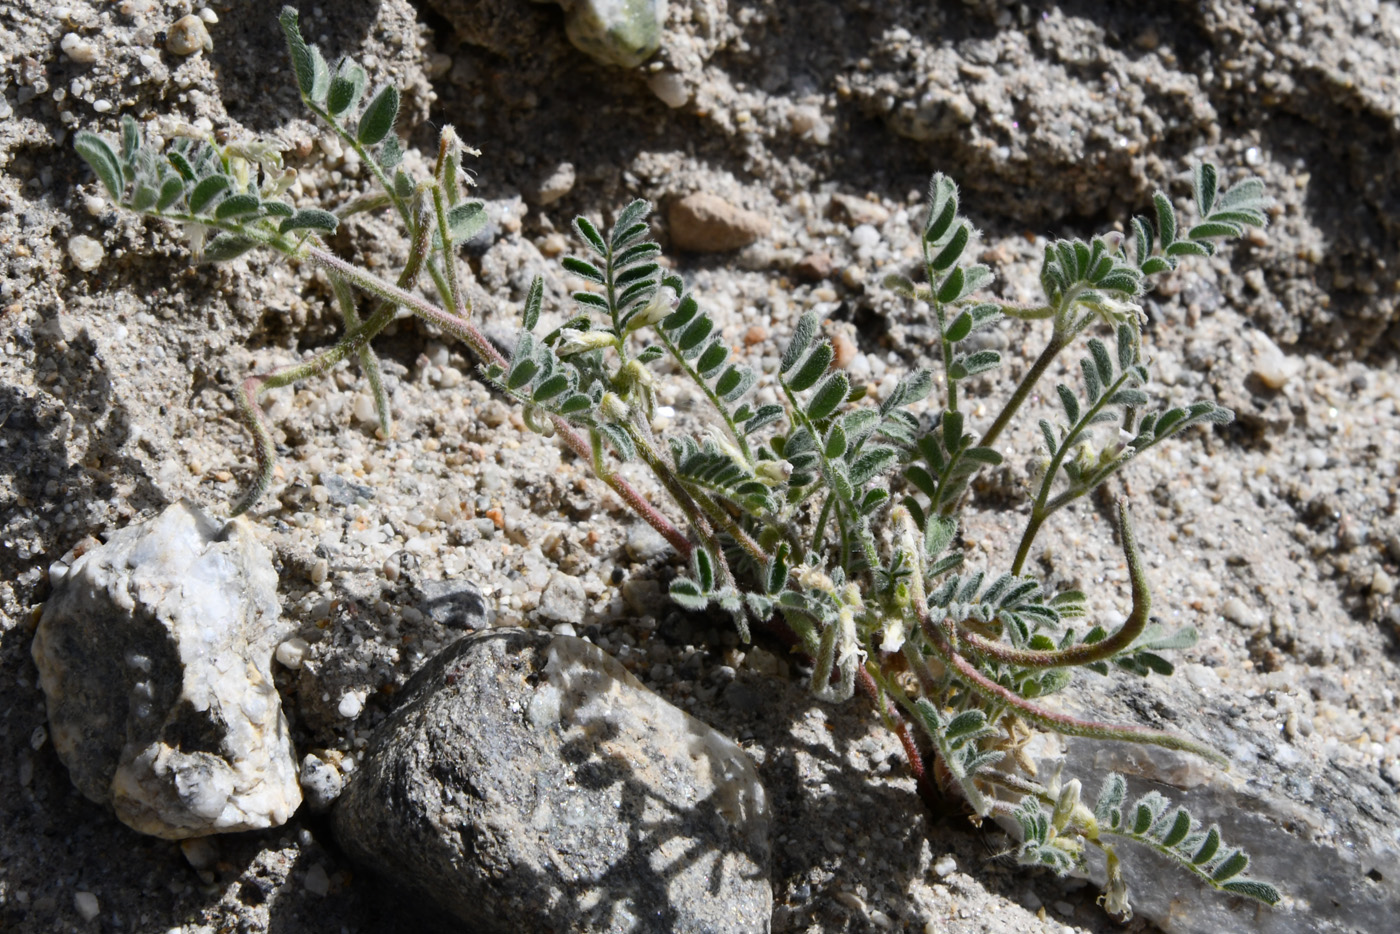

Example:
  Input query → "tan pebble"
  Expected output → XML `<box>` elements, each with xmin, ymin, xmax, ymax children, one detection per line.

<box><xmin>167</xmin><ymin>14</ymin><xmax>212</xmax><ymax>56</ymax></box>
<box><xmin>667</xmin><ymin>192</ymin><xmax>769</xmax><ymax>253</ymax></box>
<box><xmin>540</xmin><ymin>232</ymin><xmax>568</xmax><ymax>256</ymax></box>
<box><xmin>744</xmin><ymin>325</ymin><xmax>768</xmax><ymax>346</ymax></box>
<box><xmin>828</xmin><ymin>193</ymin><xmax>890</xmax><ymax>227</ymax></box>
<box><xmin>832</xmin><ymin>333</ymin><xmax>858</xmax><ymax>369</ymax></box>
<box><xmin>794</xmin><ymin>252</ymin><xmax>835</xmax><ymax>281</ymax></box>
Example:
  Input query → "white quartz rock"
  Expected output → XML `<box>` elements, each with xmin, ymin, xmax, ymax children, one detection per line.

<box><xmin>32</xmin><ymin>501</ymin><xmax>300</xmax><ymax>838</ymax></box>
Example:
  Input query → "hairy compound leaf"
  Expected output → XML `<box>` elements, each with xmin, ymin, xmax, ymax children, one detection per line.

<box><xmin>1192</xmin><ymin>826</ymin><xmax>1221</xmax><ymax>865</ymax></box>
<box><xmin>327</xmin><ymin>59</ymin><xmax>367</xmax><ymax>116</ymax></box>
<box><xmin>562</xmin><ymin>255</ymin><xmax>605</xmax><ymax>284</ymax></box>
<box><xmin>931</xmin><ymin>222</ymin><xmax>970</xmax><ymax>272</ymax></box>
<box><xmin>156</xmin><ymin>175</ymin><xmax>187</xmax><ymax>211</ymax></box>
<box><xmin>1193</xmin><ymin>162</ymin><xmax>1218</xmax><ymax>217</ymax></box>
<box><xmin>788</xmin><ymin>341</ymin><xmax>833</xmax><ymax>392</ymax></box>
<box><xmin>1221</xmin><ymin>880</ymin><xmax>1280</xmax><ymax>904</ymax></box>
<box><xmin>280</xmin><ymin>208</ymin><xmax>338</xmax><ymax>233</ymax></box>
<box><xmin>188</xmin><ymin>173</ymin><xmax>232</xmax><ymax>215</ymax></box>
<box><xmin>744</xmin><ymin>404</ymin><xmax>784</xmax><ymax>435</ymax></box>
<box><xmin>445</xmin><ymin>201</ymin><xmax>487</xmax><ymax>244</ymax></box>
<box><xmin>522</xmin><ymin>275</ymin><xmax>544</xmax><ymax>331</ymax></box>
<box><xmin>1057</xmin><ymin>384</ymin><xmax>1080</xmax><ymax>424</ymax></box>
<box><xmin>781</xmin><ymin>312</ymin><xmax>820</xmax><ymax>375</ymax></box>
<box><xmin>214</xmin><ymin>193</ymin><xmax>261</xmax><ymax>219</ymax></box>
<box><xmin>1153</xmin><ymin>191</ymin><xmax>1177</xmax><ymax>247</ymax></box>
<box><xmin>75</xmin><ymin>132</ymin><xmax>124</xmax><ymax>200</ymax></box>
<box><xmin>807</xmin><ymin>371</ymin><xmax>849</xmax><ymax>421</ymax></box>
<box><xmin>357</xmin><ymin>84</ymin><xmax>399</xmax><ymax>145</ymax></box>
<box><xmin>200</xmin><ymin>233</ymin><xmax>258</xmax><ymax>262</ymax></box>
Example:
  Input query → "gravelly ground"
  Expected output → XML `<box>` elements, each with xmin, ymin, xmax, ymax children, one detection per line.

<box><xmin>1</xmin><ymin>1</ymin><xmax>1398</xmax><ymax>932</ymax></box>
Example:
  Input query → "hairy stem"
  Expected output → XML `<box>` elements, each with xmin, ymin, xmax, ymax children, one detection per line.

<box><xmin>918</xmin><ymin>605</ymin><xmax>1226</xmax><ymax>767</ymax></box>
<box><xmin>977</xmin><ymin>331</ymin><xmax>1068</xmax><ymax>453</ymax></box>
<box><xmin>965</xmin><ymin>505</ymin><xmax>1152</xmax><ymax>668</ymax></box>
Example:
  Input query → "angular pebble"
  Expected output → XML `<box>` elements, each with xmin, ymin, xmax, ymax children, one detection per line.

<box><xmin>538</xmin><ymin>571</ymin><xmax>587</xmax><ymax>624</ymax></box>
<box><xmin>67</xmin><ymin>234</ymin><xmax>104</xmax><ymax>272</ymax></box>
<box><xmin>334</xmin><ymin>629</ymin><xmax>771</xmax><ymax>933</ymax></box>
<box><xmin>166</xmin><ymin>14</ymin><xmax>212</xmax><ymax>55</ymax></box>
<box><xmin>532</xmin><ymin>160</ymin><xmax>576</xmax><ymax>205</ymax></box>
<box><xmin>416</xmin><ymin>578</ymin><xmax>490</xmax><ymax>630</ymax></box>
<box><xmin>625</xmin><ymin>522</ymin><xmax>671</xmax><ymax>563</ymax></box>
<box><xmin>32</xmin><ymin>502</ymin><xmax>300</xmax><ymax>838</ymax></box>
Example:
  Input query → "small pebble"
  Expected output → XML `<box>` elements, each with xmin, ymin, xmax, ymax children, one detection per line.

<box><xmin>338</xmin><ymin>692</ymin><xmax>365</xmax><ymax>719</ymax></box>
<box><xmin>832</xmin><ymin>333</ymin><xmax>858</xmax><ymax>369</ymax></box>
<box><xmin>303</xmin><ymin>863</ymin><xmax>330</xmax><ymax>897</ymax></box>
<box><xmin>351</xmin><ymin>392</ymin><xmax>377</xmax><ymax>424</ymax></box>
<box><xmin>61</xmin><ymin>32</ymin><xmax>99</xmax><ymax>64</ymax></box>
<box><xmin>167</xmin><ymin>14</ymin><xmax>212</xmax><ymax>55</ymax></box>
<box><xmin>1222</xmin><ymin>596</ymin><xmax>1256</xmax><ymax>628</ymax></box>
<box><xmin>648</xmin><ymin>71</ymin><xmax>689</xmax><ymax>108</ymax></box>
<box><xmin>534</xmin><ymin>162</ymin><xmax>575</xmax><ymax>205</ymax></box>
<box><xmin>74</xmin><ymin>892</ymin><xmax>99</xmax><ymax>922</ymax></box>
<box><xmin>276</xmin><ymin>637</ymin><xmax>309</xmax><ymax>669</ymax></box>
<box><xmin>933</xmin><ymin>854</ymin><xmax>957</xmax><ymax>877</ymax></box>
<box><xmin>789</xmin><ymin>104</ymin><xmax>830</xmax><ymax>144</ymax></box>
<box><xmin>848</xmin><ymin>224</ymin><xmax>880</xmax><ymax>251</ymax></box>
<box><xmin>299</xmin><ymin>753</ymin><xmax>344</xmax><ymax>811</ymax></box>
<box><xmin>67</xmin><ymin>234</ymin><xmax>104</xmax><ymax>272</ymax></box>
<box><xmin>180</xmin><ymin>837</ymin><xmax>218</xmax><ymax>871</ymax></box>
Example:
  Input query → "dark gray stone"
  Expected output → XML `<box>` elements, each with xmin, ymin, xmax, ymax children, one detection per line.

<box><xmin>333</xmin><ymin>629</ymin><xmax>771</xmax><ymax>933</ymax></box>
<box><xmin>317</xmin><ymin>471</ymin><xmax>375</xmax><ymax>506</ymax></box>
<box><xmin>416</xmin><ymin>578</ymin><xmax>491</xmax><ymax>630</ymax></box>
<box><xmin>1038</xmin><ymin>672</ymin><xmax>1400</xmax><ymax>934</ymax></box>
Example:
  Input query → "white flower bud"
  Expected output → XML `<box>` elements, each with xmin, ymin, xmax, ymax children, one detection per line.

<box><xmin>556</xmin><ymin>329</ymin><xmax>618</xmax><ymax>356</ymax></box>
<box><xmin>599</xmin><ymin>392</ymin><xmax>630</xmax><ymax>421</ymax></box>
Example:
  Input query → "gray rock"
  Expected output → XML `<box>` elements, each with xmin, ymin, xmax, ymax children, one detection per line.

<box><xmin>1034</xmin><ymin>673</ymin><xmax>1400</xmax><ymax>934</ymax></box>
<box><xmin>416</xmin><ymin>578</ymin><xmax>491</xmax><ymax>630</ymax></box>
<box><xmin>668</xmin><ymin>192</ymin><xmax>770</xmax><ymax>253</ymax></box>
<box><xmin>539</xmin><ymin>570</ymin><xmax>587</xmax><ymax>624</ymax></box>
<box><xmin>532</xmin><ymin>0</ymin><xmax>667</xmax><ymax>68</ymax></box>
<box><xmin>31</xmin><ymin>501</ymin><xmax>300</xmax><ymax>839</ymax></box>
<box><xmin>333</xmin><ymin>629</ymin><xmax>771</xmax><ymax>933</ymax></box>
<box><xmin>317</xmin><ymin>471</ymin><xmax>374</xmax><ymax>506</ymax></box>
<box><xmin>298</xmin><ymin>753</ymin><xmax>344</xmax><ymax>812</ymax></box>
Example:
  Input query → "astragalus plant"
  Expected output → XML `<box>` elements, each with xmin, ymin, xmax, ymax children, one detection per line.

<box><xmin>73</xmin><ymin>6</ymin><xmax>1279</xmax><ymax>918</ymax></box>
